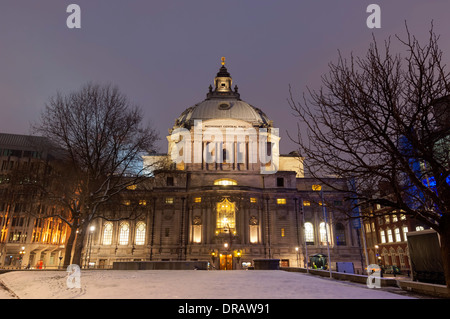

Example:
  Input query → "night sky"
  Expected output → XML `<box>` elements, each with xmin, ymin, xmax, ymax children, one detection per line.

<box><xmin>1</xmin><ymin>1</ymin><xmax>449</xmax><ymax>154</ymax></box>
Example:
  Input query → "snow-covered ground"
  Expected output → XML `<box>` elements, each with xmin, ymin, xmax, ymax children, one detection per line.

<box><xmin>0</xmin><ymin>269</ymin><xmax>416</xmax><ymax>299</ymax></box>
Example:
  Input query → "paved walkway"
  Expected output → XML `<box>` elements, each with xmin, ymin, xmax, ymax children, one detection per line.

<box><xmin>0</xmin><ymin>269</ymin><xmax>428</xmax><ymax>299</ymax></box>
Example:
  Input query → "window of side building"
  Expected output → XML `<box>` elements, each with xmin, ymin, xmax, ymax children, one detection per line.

<box><xmin>304</xmin><ymin>222</ymin><xmax>315</xmax><ymax>245</ymax></box>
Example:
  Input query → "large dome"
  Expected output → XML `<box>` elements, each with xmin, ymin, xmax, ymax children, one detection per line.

<box><xmin>175</xmin><ymin>99</ymin><xmax>271</xmax><ymax>128</ymax></box>
<box><xmin>172</xmin><ymin>60</ymin><xmax>272</xmax><ymax>130</ymax></box>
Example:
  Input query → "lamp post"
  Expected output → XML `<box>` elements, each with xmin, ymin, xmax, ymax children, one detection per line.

<box><xmin>211</xmin><ymin>250</ymin><xmax>217</xmax><ymax>270</ymax></box>
<box><xmin>235</xmin><ymin>250</ymin><xmax>242</xmax><ymax>269</ymax></box>
<box><xmin>19</xmin><ymin>246</ymin><xmax>25</xmax><ymax>269</ymax></box>
<box><xmin>313</xmin><ymin>184</ymin><xmax>332</xmax><ymax>278</ymax></box>
<box><xmin>300</xmin><ymin>200</ymin><xmax>309</xmax><ymax>273</ymax></box>
<box><xmin>375</xmin><ymin>244</ymin><xmax>380</xmax><ymax>264</ymax></box>
<box><xmin>321</xmin><ymin>190</ymin><xmax>332</xmax><ymax>278</ymax></box>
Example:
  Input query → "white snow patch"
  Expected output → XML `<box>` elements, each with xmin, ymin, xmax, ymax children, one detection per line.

<box><xmin>0</xmin><ymin>270</ymin><xmax>415</xmax><ymax>299</ymax></box>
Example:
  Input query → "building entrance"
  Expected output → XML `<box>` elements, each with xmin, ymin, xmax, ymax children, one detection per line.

<box><xmin>219</xmin><ymin>254</ymin><xmax>233</xmax><ymax>270</ymax></box>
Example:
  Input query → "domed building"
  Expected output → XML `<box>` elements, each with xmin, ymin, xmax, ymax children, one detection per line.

<box><xmin>84</xmin><ymin>59</ymin><xmax>363</xmax><ymax>272</ymax></box>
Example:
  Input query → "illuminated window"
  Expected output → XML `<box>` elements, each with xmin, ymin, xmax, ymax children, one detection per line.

<box><xmin>165</xmin><ymin>197</ymin><xmax>174</xmax><ymax>204</ymax></box>
<box><xmin>380</xmin><ymin>230</ymin><xmax>386</xmax><ymax>243</ymax></box>
<box><xmin>395</xmin><ymin>228</ymin><xmax>401</xmax><ymax>242</ymax></box>
<box><xmin>319</xmin><ymin>222</ymin><xmax>330</xmax><ymax>245</ymax></box>
<box><xmin>123</xmin><ymin>200</ymin><xmax>131</xmax><ymax>206</ymax></box>
<box><xmin>214</xmin><ymin>178</ymin><xmax>237</xmax><ymax>186</ymax></box>
<box><xmin>303</xmin><ymin>201</ymin><xmax>310</xmax><ymax>206</ymax></box>
<box><xmin>387</xmin><ymin>229</ymin><xmax>393</xmax><ymax>242</ymax></box>
<box><xmin>281</xmin><ymin>228</ymin><xmax>285</xmax><ymax>237</ymax></box>
<box><xmin>402</xmin><ymin>226</ymin><xmax>408</xmax><ymax>241</ymax></box>
<box><xmin>304</xmin><ymin>222</ymin><xmax>314</xmax><ymax>244</ymax></box>
<box><xmin>139</xmin><ymin>200</ymin><xmax>147</xmax><ymax>206</ymax></box>
<box><xmin>119</xmin><ymin>222</ymin><xmax>130</xmax><ymax>245</ymax></box>
<box><xmin>126</xmin><ymin>184</ymin><xmax>137</xmax><ymax>190</ymax></box>
<box><xmin>250</xmin><ymin>197</ymin><xmax>257</xmax><ymax>203</ymax></box>
<box><xmin>277</xmin><ymin>198</ymin><xmax>286</xmax><ymax>205</ymax></box>
<box><xmin>135</xmin><ymin>222</ymin><xmax>146</xmax><ymax>245</ymax></box>
<box><xmin>312</xmin><ymin>184</ymin><xmax>321</xmax><ymax>191</ymax></box>
<box><xmin>194</xmin><ymin>197</ymin><xmax>201</xmax><ymax>203</ymax></box>
<box><xmin>102</xmin><ymin>222</ymin><xmax>113</xmax><ymax>245</ymax></box>
<box><xmin>216</xmin><ymin>198</ymin><xmax>236</xmax><ymax>234</ymax></box>
<box><xmin>193</xmin><ymin>225</ymin><xmax>202</xmax><ymax>243</ymax></box>
<box><xmin>250</xmin><ymin>225</ymin><xmax>258</xmax><ymax>243</ymax></box>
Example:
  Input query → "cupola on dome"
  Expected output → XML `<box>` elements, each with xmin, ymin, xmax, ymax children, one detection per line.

<box><xmin>172</xmin><ymin>58</ymin><xmax>272</xmax><ymax>130</ymax></box>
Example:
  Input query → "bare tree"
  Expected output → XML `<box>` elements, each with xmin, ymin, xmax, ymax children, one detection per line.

<box><xmin>289</xmin><ymin>23</ymin><xmax>450</xmax><ymax>288</ymax></box>
<box><xmin>33</xmin><ymin>83</ymin><xmax>159</xmax><ymax>266</ymax></box>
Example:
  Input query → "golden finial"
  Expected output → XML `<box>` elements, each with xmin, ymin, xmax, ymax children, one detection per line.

<box><xmin>221</xmin><ymin>57</ymin><xmax>226</xmax><ymax>66</ymax></box>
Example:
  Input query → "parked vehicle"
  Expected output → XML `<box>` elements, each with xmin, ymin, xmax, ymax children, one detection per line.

<box><xmin>383</xmin><ymin>265</ymin><xmax>401</xmax><ymax>275</ymax></box>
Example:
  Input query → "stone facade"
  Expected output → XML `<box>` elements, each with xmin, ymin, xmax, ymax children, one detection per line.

<box><xmin>85</xmin><ymin>61</ymin><xmax>363</xmax><ymax>271</ymax></box>
<box><xmin>0</xmin><ymin>61</ymin><xmax>364</xmax><ymax>271</ymax></box>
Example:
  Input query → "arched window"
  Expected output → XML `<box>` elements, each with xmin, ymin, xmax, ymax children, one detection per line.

<box><xmin>381</xmin><ymin>248</ymin><xmax>389</xmax><ymax>265</ymax></box>
<box><xmin>335</xmin><ymin>223</ymin><xmax>346</xmax><ymax>246</ymax></box>
<box><xmin>304</xmin><ymin>222</ymin><xmax>314</xmax><ymax>245</ymax></box>
<box><xmin>398</xmin><ymin>247</ymin><xmax>406</xmax><ymax>267</ymax></box>
<box><xmin>102</xmin><ymin>222</ymin><xmax>113</xmax><ymax>245</ymax></box>
<box><xmin>216</xmin><ymin>198</ymin><xmax>236</xmax><ymax>234</ymax></box>
<box><xmin>214</xmin><ymin>178</ymin><xmax>237</xmax><ymax>186</ymax></box>
<box><xmin>390</xmin><ymin>247</ymin><xmax>397</xmax><ymax>266</ymax></box>
<box><xmin>118</xmin><ymin>222</ymin><xmax>130</xmax><ymax>245</ymax></box>
<box><xmin>135</xmin><ymin>222</ymin><xmax>146</xmax><ymax>245</ymax></box>
<box><xmin>319</xmin><ymin>222</ymin><xmax>330</xmax><ymax>245</ymax></box>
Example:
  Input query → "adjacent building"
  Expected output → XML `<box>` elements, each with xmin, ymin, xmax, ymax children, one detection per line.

<box><xmin>362</xmin><ymin>203</ymin><xmax>429</xmax><ymax>274</ymax></box>
<box><xmin>0</xmin><ymin>133</ymin><xmax>68</xmax><ymax>268</ymax></box>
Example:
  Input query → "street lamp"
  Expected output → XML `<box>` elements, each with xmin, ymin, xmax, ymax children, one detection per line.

<box><xmin>235</xmin><ymin>250</ymin><xmax>242</xmax><ymax>269</ymax></box>
<box><xmin>374</xmin><ymin>244</ymin><xmax>380</xmax><ymax>264</ymax></box>
<box><xmin>19</xmin><ymin>246</ymin><xmax>25</xmax><ymax>269</ymax></box>
<box><xmin>313</xmin><ymin>185</ymin><xmax>332</xmax><ymax>278</ymax></box>
<box><xmin>210</xmin><ymin>250</ymin><xmax>217</xmax><ymax>269</ymax></box>
<box><xmin>295</xmin><ymin>247</ymin><xmax>299</xmax><ymax>267</ymax></box>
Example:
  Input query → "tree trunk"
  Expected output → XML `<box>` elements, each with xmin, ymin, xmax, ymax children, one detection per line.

<box><xmin>63</xmin><ymin>224</ymin><xmax>77</xmax><ymax>267</ymax></box>
<box><xmin>71</xmin><ymin>222</ymin><xmax>88</xmax><ymax>267</ymax></box>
